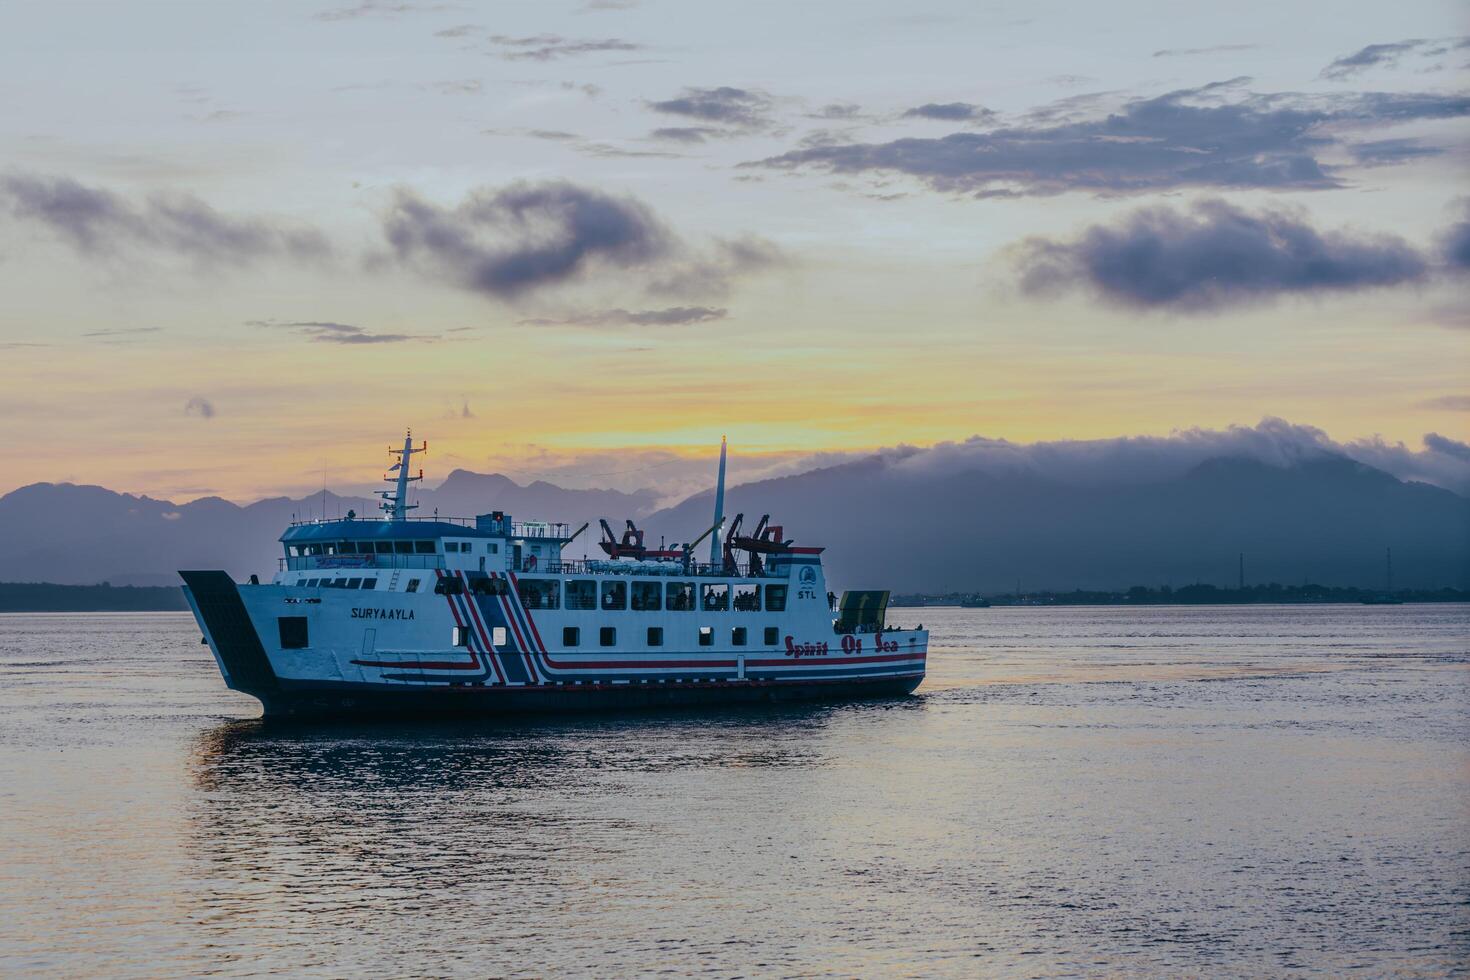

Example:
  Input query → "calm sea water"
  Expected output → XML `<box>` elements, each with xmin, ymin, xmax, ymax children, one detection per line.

<box><xmin>1</xmin><ymin>605</ymin><xmax>1467</xmax><ymax>977</ymax></box>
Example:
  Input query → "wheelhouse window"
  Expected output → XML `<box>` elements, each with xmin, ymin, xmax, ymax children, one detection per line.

<box><xmin>346</xmin><ymin>577</ymin><xmax>362</xmax><ymax>589</ymax></box>
<box><xmin>563</xmin><ymin>626</ymin><xmax>580</xmax><ymax>647</ymax></box>
<box><xmin>764</xmin><ymin>626</ymin><xmax>780</xmax><ymax>645</ymax></box>
<box><xmin>442</xmin><ymin>541</ymin><xmax>459</xmax><ymax>553</ymax></box>
<box><xmin>600</xmin><ymin>626</ymin><xmax>617</xmax><ymax>646</ymax></box>
<box><xmin>631</xmin><ymin>581</ymin><xmax>662</xmax><ymax>611</ymax></box>
<box><xmin>565</xmin><ymin>580</ymin><xmax>596</xmax><ymax>610</ymax></box>
<box><xmin>733</xmin><ymin>584</ymin><xmax>760</xmax><ymax>612</ymax></box>
<box><xmin>357</xmin><ymin>541</ymin><xmax>377</xmax><ymax>554</ymax></box>
<box><xmin>698</xmin><ymin>626</ymin><xmax>713</xmax><ymax>647</ymax></box>
<box><xmin>647</xmin><ymin>626</ymin><xmax>663</xmax><ymax>646</ymax></box>
<box><xmin>394</xmin><ymin>540</ymin><xmax>413</xmax><ymax>554</ymax></box>
<box><xmin>405</xmin><ymin>578</ymin><xmax>420</xmax><ymax>593</ymax></box>
<box><xmin>731</xmin><ymin>626</ymin><xmax>747</xmax><ymax>646</ymax></box>
<box><xmin>666</xmin><ymin>581</ymin><xmax>695</xmax><ymax>611</ymax></box>
<box><xmin>375</xmin><ymin>541</ymin><xmax>393</xmax><ymax>554</ymax></box>
<box><xmin>700</xmin><ymin>583</ymin><xmax>729</xmax><ymax>611</ymax></box>
<box><xmin>361</xmin><ymin>578</ymin><xmax>377</xmax><ymax>590</ymax></box>
<box><xmin>600</xmin><ymin>580</ymin><xmax>627</xmax><ymax>610</ymax></box>
<box><xmin>765</xmin><ymin>584</ymin><xmax>788</xmax><ymax>612</ymax></box>
<box><xmin>517</xmin><ymin>578</ymin><xmax>560</xmax><ymax>610</ymax></box>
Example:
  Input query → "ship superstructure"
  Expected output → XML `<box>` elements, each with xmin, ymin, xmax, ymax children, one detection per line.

<box><xmin>181</xmin><ymin>432</ymin><xmax>927</xmax><ymax>717</ymax></box>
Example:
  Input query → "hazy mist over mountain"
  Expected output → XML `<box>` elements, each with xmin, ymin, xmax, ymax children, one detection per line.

<box><xmin>2</xmin><ymin>421</ymin><xmax>1466</xmax><ymax>591</ymax></box>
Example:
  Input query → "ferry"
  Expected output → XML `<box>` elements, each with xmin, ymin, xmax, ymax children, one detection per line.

<box><xmin>180</xmin><ymin>433</ymin><xmax>928</xmax><ymax>718</ymax></box>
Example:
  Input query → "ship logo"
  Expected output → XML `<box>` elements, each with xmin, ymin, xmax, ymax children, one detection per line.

<box><xmin>350</xmin><ymin>607</ymin><xmax>417</xmax><ymax>620</ymax></box>
<box><xmin>799</xmin><ymin>566</ymin><xmax>817</xmax><ymax>586</ymax></box>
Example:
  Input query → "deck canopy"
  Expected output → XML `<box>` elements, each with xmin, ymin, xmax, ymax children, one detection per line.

<box><xmin>280</xmin><ymin>519</ymin><xmax>501</xmax><ymax>544</ymax></box>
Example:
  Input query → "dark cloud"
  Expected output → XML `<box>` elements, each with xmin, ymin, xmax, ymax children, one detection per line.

<box><xmin>315</xmin><ymin>1</ymin><xmax>458</xmax><ymax>22</ymax></box>
<box><xmin>381</xmin><ymin>181</ymin><xmax>673</xmax><ymax>299</ymax></box>
<box><xmin>650</xmin><ymin>126</ymin><xmax>719</xmax><ymax>143</ymax></box>
<box><xmin>1153</xmin><ymin>43</ymin><xmax>1259</xmax><ymax>57</ymax></box>
<box><xmin>1424</xmin><ymin>432</ymin><xmax>1470</xmax><ymax>462</ymax></box>
<box><xmin>1321</xmin><ymin>37</ymin><xmax>1470</xmax><ymax>79</ymax></box>
<box><xmin>1437</xmin><ymin>200</ymin><xmax>1470</xmax><ymax>270</ymax></box>
<box><xmin>647</xmin><ymin>87</ymin><xmax>774</xmax><ymax>132</ymax></box>
<box><xmin>1012</xmin><ymin>199</ymin><xmax>1429</xmax><ymax>312</ymax></box>
<box><xmin>0</xmin><ymin>173</ymin><xmax>332</xmax><ymax>266</ymax></box>
<box><xmin>902</xmin><ymin>102</ymin><xmax>994</xmax><ymax>122</ymax></box>
<box><xmin>748</xmin><ymin>81</ymin><xmax>1470</xmax><ymax>198</ymax></box>
<box><xmin>184</xmin><ymin>396</ymin><xmax>216</xmax><ymax>419</ymax></box>
<box><xmin>246</xmin><ymin>319</ymin><xmax>417</xmax><ymax>344</ymax></box>
<box><xmin>488</xmin><ymin>34</ymin><xmax>642</xmax><ymax>61</ymax></box>
<box><xmin>520</xmin><ymin>306</ymin><xmax>728</xmax><ymax>326</ymax></box>
<box><xmin>526</xmin><ymin>129</ymin><xmax>579</xmax><ymax>141</ymax></box>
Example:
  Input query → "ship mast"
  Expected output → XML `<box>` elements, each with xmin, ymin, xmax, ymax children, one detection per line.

<box><xmin>708</xmin><ymin>435</ymin><xmax>727</xmax><ymax>567</ymax></box>
<box><xmin>378</xmin><ymin>429</ymin><xmax>426</xmax><ymax>520</ymax></box>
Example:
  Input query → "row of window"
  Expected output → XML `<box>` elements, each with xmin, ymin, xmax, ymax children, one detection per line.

<box><xmin>289</xmin><ymin>540</ymin><xmax>437</xmax><ymax>557</ymax></box>
<box><xmin>298</xmin><ymin>576</ymin><xmax>380</xmax><ymax>590</ymax></box>
<box><xmin>561</xmin><ymin>625</ymin><xmax>781</xmax><ymax>648</ymax></box>
<box><xmin>449</xmin><ymin>624</ymin><xmax>784</xmax><ymax>649</ymax></box>
<box><xmin>516</xmin><ymin>579</ymin><xmax>786</xmax><ymax>613</ymax></box>
<box><xmin>285</xmin><ymin>615</ymin><xmax>788</xmax><ymax>654</ymax></box>
<box><xmin>288</xmin><ymin>540</ymin><xmax>504</xmax><ymax>557</ymax></box>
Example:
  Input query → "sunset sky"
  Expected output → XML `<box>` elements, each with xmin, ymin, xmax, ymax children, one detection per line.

<box><xmin>1</xmin><ymin>0</ymin><xmax>1466</xmax><ymax>503</ymax></box>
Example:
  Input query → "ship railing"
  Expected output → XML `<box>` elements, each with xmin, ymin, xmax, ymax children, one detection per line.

<box><xmin>286</xmin><ymin>516</ymin><xmax>573</xmax><ymax>538</ymax></box>
<box><xmin>280</xmin><ymin>555</ymin><xmax>446</xmax><ymax>572</ymax></box>
<box><xmin>509</xmin><ymin>558</ymin><xmax>766</xmax><ymax>578</ymax></box>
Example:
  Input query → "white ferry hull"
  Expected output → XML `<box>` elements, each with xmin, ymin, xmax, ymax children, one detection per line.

<box><xmin>182</xmin><ymin>570</ymin><xmax>927</xmax><ymax>719</ymax></box>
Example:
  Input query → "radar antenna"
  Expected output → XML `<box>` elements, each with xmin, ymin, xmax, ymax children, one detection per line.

<box><xmin>378</xmin><ymin>429</ymin><xmax>426</xmax><ymax>520</ymax></box>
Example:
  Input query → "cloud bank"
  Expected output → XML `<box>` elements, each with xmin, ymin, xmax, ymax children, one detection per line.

<box><xmin>648</xmin><ymin>87</ymin><xmax>775</xmax><ymax>134</ymax></box>
<box><xmin>1012</xmin><ymin>199</ymin><xmax>1429</xmax><ymax>311</ymax></box>
<box><xmin>0</xmin><ymin>173</ymin><xmax>332</xmax><ymax>266</ymax></box>
<box><xmin>878</xmin><ymin>418</ymin><xmax>1470</xmax><ymax>496</ymax></box>
<box><xmin>749</xmin><ymin>80</ymin><xmax>1470</xmax><ymax>197</ymax></box>
<box><xmin>1321</xmin><ymin>36</ymin><xmax>1469</xmax><ymax>79</ymax></box>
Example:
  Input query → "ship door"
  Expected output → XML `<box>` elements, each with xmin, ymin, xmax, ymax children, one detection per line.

<box><xmin>513</xmin><ymin>543</ymin><xmax>522</xmax><ymax>571</ymax></box>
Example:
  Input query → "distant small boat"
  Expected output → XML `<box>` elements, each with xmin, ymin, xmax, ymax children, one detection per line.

<box><xmin>958</xmin><ymin>596</ymin><xmax>991</xmax><ymax>608</ymax></box>
<box><xmin>1360</xmin><ymin>595</ymin><xmax>1403</xmax><ymax>605</ymax></box>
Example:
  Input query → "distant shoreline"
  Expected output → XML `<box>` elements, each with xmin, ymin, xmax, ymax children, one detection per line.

<box><xmin>893</xmin><ymin>585</ymin><xmax>1470</xmax><ymax>607</ymax></box>
<box><xmin>0</xmin><ymin>582</ymin><xmax>188</xmax><ymax>613</ymax></box>
<box><xmin>1</xmin><ymin>580</ymin><xmax>1465</xmax><ymax>614</ymax></box>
